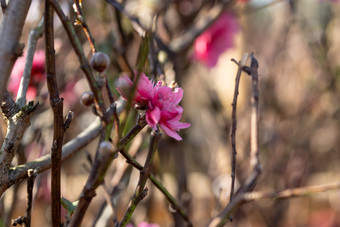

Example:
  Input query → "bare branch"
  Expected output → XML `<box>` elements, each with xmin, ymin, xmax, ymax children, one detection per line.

<box><xmin>229</xmin><ymin>54</ymin><xmax>248</xmax><ymax>203</ymax></box>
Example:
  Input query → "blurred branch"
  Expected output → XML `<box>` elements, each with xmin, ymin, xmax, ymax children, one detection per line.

<box><xmin>244</xmin><ymin>182</ymin><xmax>340</xmax><ymax>201</ymax></box>
<box><xmin>1</xmin><ymin>0</ymin><xmax>6</xmax><ymax>13</ymax></box>
<box><xmin>119</xmin><ymin>142</ymin><xmax>192</xmax><ymax>225</ymax></box>
<box><xmin>105</xmin><ymin>0</ymin><xmax>146</xmax><ymax>37</ymax></box>
<box><xmin>0</xmin><ymin>0</ymin><xmax>32</xmax><ymax>105</ymax></box>
<box><xmin>169</xmin><ymin>0</ymin><xmax>233</xmax><ymax>53</ymax></box>
<box><xmin>210</xmin><ymin>54</ymin><xmax>261</xmax><ymax>227</ymax></box>
<box><xmin>229</xmin><ymin>54</ymin><xmax>248</xmax><ymax>203</ymax></box>
<box><xmin>105</xmin><ymin>0</ymin><xmax>173</xmax><ymax>57</ymax></box>
<box><xmin>68</xmin><ymin>140</ymin><xmax>118</xmax><ymax>227</ymax></box>
<box><xmin>119</xmin><ymin>130</ymin><xmax>161</xmax><ymax>226</ymax></box>
<box><xmin>249</xmin><ymin>53</ymin><xmax>261</xmax><ymax>171</ymax></box>
<box><xmin>47</xmin><ymin>0</ymin><xmax>106</xmax><ymax>119</ymax></box>
<box><xmin>92</xmin><ymin>132</ymin><xmax>143</xmax><ymax>226</ymax></box>
<box><xmin>16</xmin><ymin>19</ymin><xmax>44</xmax><ymax>107</ymax></box>
<box><xmin>69</xmin><ymin>115</ymin><xmax>144</xmax><ymax>227</ymax></box>
<box><xmin>73</xmin><ymin>0</ymin><xmax>97</xmax><ymax>53</ymax></box>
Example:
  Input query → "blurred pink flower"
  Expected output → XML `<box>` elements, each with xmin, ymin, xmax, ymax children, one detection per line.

<box><xmin>126</xmin><ymin>222</ymin><xmax>160</xmax><ymax>227</ymax></box>
<box><xmin>138</xmin><ymin>222</ymin><xmax>160</xmax><ymax>227</ymax></box>
<box><xmin>193</xmin><ymin>12</ymin><xmax>238</xmax><ymax>68</ymax></box>
<box><xmin>117</xmin><ymin>73</ymin><xmax>190</xmax><ymax>141</ymax></box>
<box><xmin>8</xmin><ymin>50</ymin><xmax>45</xmax><ymax>100</ymax></box>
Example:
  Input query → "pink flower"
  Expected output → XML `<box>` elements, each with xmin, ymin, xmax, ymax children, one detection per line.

<box><xmin>117</xmin><ymin>73</ymin><xmax>190</xmax><ymax>141</ymax></box>
<box><xmin>193</xmin><ymin>12</ymin><xmax>238</xmax><ymax>68</ymax></box>
<box><xmin>126</xmin><ymin>222</ymin><xmax>160</xmax><ymax>227</ymax></box>
<box><xmin>8</xmin><ymin>50</ymin><xmax>45</xmax><ymax>100</ymax></box>
<box><xmin>138</xmin><ymin>222</ymin><xmax>159</xmax><ymax>227</ymax></box>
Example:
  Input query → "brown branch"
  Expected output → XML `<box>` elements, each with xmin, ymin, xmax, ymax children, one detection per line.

<box><xmin>24</xmin><ymin>169</ymin><xmax>36</xmax><ymax>227</ymax></box>
<box><xmin>119</xmin><ymin>143</ymin><xmax>192</xmax><ymax>225</ymax></box>
<box><xmin>0</xmin><ymin>0</ymin><xmax>32</xmax><ymax>105</ymax></box>
<box><xmin>119</xmin><ymin>130</ymin><xmax>161</xmax><ymax>226</ymax></box>
<box><xmin>11</xmin><ymin>169</ymin><xmax>36</xmax><ymax>227</ymax></box>
<box><xmin>229</xmin><ymin>54</ymin><xmax>248</xmax><ymax>202</ymax></box>
<box><xmin>210</xmin><ymin>54</ymin><xmax>261</xmax><ymax>227</ymax></box>
<box><xmin>45</xmin><ymin>1</ymin><xmax>67</xmax><ymax>225</ymax></box>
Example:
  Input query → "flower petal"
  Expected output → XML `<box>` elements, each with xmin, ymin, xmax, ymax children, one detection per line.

<box><xmin>159</xmin><ymin>122</ymin><xmax>183</xmax><ymax>141</ymax></box>
<box><xmin>146</xmin><ymin>106</ymin><xmax>161</xmax><ymax>129</ymax></box>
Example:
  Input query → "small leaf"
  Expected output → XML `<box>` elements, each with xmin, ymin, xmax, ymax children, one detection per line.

<box><xmin>61</xmin><ymin>197</ymin><xmax>78</xmax><ymax>216</ymax></box>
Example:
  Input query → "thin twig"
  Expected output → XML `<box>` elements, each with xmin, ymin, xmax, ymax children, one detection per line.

<box><xmin>249</xmin><ymin>53</ymin><xmax>261</xmax><ymax>171</ymax></box>
<box><xmin>243</xmin><ymin>182</ymin><xmax>340</xmax><ymax>201</ymax></box>
<box><xmin>105</xmin><ymin>74</ymin><xmax>115</xmax><ymax>105</ymax></box>
<box><xmin>119</xmin><ymin>146</ymin><xmax>192</xmax><ymax>225</ymax></box>
<box><xmin>209</xmin><ymin>54</ymin><xmax>260</xmax><ymax>227</ymax></box>
<box><xmin>119</xmin><ymin>130</ymin><xmax>161</xmax><ymax>226</ymax></box>
<box><xmin>73</xmin><ymin>0</ymin><xmax>97</xmax><ymax>53</ymax></box>
<box><xmin>16</xmin><ymin>18</ymin><xmax>44</xmax><ymax>107</ymax></box>
<box><xmin>11</xmin><ymin>169</ymin><xmax>36</xmax><ymax>227</ymax></box>
<box><xmin>105</xmin><ymin>0</ymin><xmax>146</xmax><ymax>36</ymax></box>
<box><xmin>229</xmin><ymin>54</ymin><xmax>248</xmax><ymax>203</ymax></box>
<box><xmin>68</xmin><ymin>119</ymin><xmax>145</xmax><ymax>227</ymax></box>
<box><xmin>92</xmin><ymin>133</ymin><xmax>143</xmax><ymax>227</ymax></box>
<box><xmin>24</xmin><ymin>169</ymin><xmax>36</xmax><ymax>227</ymax></box>
<box><xmin>100</xmin><ymin>183</ymin><xmax>119</xmax><ymax>225</ymax></box>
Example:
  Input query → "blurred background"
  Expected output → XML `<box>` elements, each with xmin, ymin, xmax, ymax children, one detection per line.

<box><xmin>1</xmin><ymin>0</ymin><xmax>340</xmax><ymax>226</ymax></box>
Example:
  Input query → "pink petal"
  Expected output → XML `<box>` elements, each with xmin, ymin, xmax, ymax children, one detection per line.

<box><xmin>167</xmin><ymin>120</ymin><xmax>191</xmax><ymax>131</ymax></box>
<box><xmin>146</xmin><ymin>106</ymin><xmax>161</xmax><ymax>129</ymax></box>
<box><xmin>159</xmin><ymin>122</ymin><xmax>183</xmax><ymax>141</ymax></box>
<box><xmin>172</xmin><ymin>88</ymin><xmax>183</xmax><ymax>104</ymax></box>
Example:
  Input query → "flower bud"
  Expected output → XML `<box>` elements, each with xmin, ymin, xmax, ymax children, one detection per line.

<box><xmin>90</xmin><ymin>52</ymin><xmax>110</xmax><ymax>73</ymax></box>
<box><xmin>98</xmin><ymin>141</ymin><xmax>115</xmax><ymax>153</ymax></box>
<box><xmin>80</xmin><ymin>91</ymin><xmax>95</xmax><ymax>106</ymax></box>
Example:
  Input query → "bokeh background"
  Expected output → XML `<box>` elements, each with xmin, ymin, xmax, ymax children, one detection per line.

<box><xmin>1</xmin><ymin>0</ymin><xmax>340</xmax><ymax>226</ymax></box>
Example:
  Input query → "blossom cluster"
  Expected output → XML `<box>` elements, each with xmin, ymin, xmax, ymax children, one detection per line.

<box><xmin>117</xmin><ymin>73</ymin><xmax>190</xmax><ymax>141</ymax></box>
